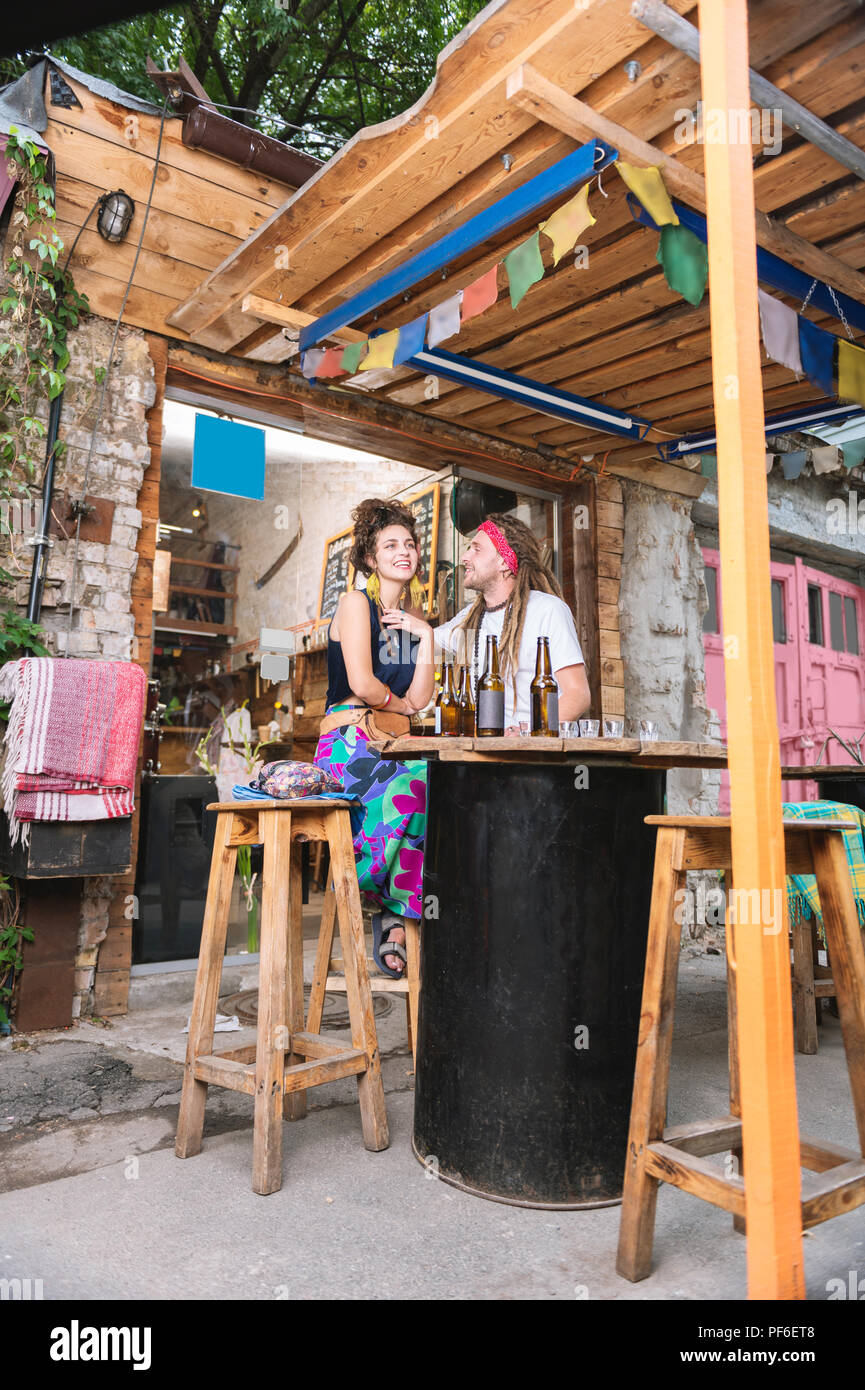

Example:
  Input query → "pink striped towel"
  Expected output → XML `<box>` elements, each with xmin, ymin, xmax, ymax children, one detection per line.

<box><xmin>0</xmin><ymin>658</ymin><xmax>146</xmax><ymax>846</ymax></box>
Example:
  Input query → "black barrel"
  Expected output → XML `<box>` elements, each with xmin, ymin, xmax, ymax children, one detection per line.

<box><xmin>414</xmin><ymin>759</ymin><xmax>664</xmax><ymax>1208</ymax></box>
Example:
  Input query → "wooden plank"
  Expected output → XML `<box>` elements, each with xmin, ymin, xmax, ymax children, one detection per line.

<box><xmin>241</xmin><ymin>295</ymin><xmax>366</xmax><ymax>343</ymax></box>
<box><xmin>663</xmin><ymin>1115</ymin><xmax>743</xmax><ymax>1156</ymax></box>
<box><xmin>52</xmin><ymin>73</ymin><xmax>294</xmax><ymax>208</ymax></box>
<box><xmin>567</xmin><ymin>482</ymin><xmax>601</xmax><ymax>719</ymax></box>
<box><xmin>645</xmin><ymin>1142</ymin><xmax>746</xmax><ymax>1216</ymax></box>
<box><xmin>50</xmin><ymin>120</ymin><xmax>277</xmax><ymax>241</ymax></box>
<box><xmin>616</xmin><ymin>828</ymin><xmax>687</xmax><ymax>1281</ymax></box>
<box><xmin>599</xmin><ymin>629</ymin><xmax>621</xmax><ymax>658</ymax></box>
<box><xmin>799</xmin><ymin>1133</ymin><xmax>861</xmax><ymax>1172</ymax></box>
<box><xmin>193</xmin><ymin>1055</ymin><xmax>256</xmax><ymax>1094</ymax></box>
<box><xmin>170</xmin><ymin>558</ymin><xmax>240</xmax><ymax>571</ymax></box>
<box><xmin>153</xmin><ymin>618</ymin><xmax>237</xmax><ymax>636</ymax></box>
<box><xmin>506</xmin><ymin>61</ymin><xmax>865</xmax><ymax>306</ymax></box>
<box><xmin>175</xmin><ymin>812</ymin><xmax>236</xmax><ymax>1158</ymax></box>
<box><xmin>168</xmin><ymin>583</ymin><xmax>237</xmax><ymax>599</ymax></box>
<box><xmin>698</xmin><ymin>0</ymin><xmax>804</xmax><ymax>1300</ymax></box>
<box><xmin>801</xmin><ymin>1161</ymin><xmax>865</xmax><ymax>1228</ymax></box>
<box><xmin>282</xmin><ymin>1051</ymin><xmax>368</xmax><ymax>1092</ymax></box>
<box><xmin>601</xmin><ymin>685</ymin><xmax>626</xmax><ymax>717</ymax></box>
<box><xmin>167</xmin><ymin>0</ymin><xmax>700</xmax><ymax>334</ymax></box>
<box><xmin>253</xmin><ymin>810</ymin><xmax>292</xmax><ymax>1193</ymax></box>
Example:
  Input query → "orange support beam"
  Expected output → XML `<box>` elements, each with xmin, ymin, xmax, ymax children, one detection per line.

<box><xmin>698</xmin><ymin>0</ymin><xmax>804</xmax><ymax>1298</ymax></box>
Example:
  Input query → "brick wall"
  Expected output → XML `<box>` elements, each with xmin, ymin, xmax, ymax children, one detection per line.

<box><xmin>0</xmin><ymin>315</ymin><xmax>157</xmax><ymax>1022</ymax></box>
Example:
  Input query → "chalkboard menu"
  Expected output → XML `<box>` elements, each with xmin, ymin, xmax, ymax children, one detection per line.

<box><xmin>317</xmin><ymin>527</ymin><xmax>354</xmax><ymax>623</ymax></box>
<box><xmin>315</xmin><ymin>484</ymin><xmax>440</xmax><ymax>622</ymax></box>
<box><xmin>404</xmin><ymin>484</ymin><xmax>439</xmax><ymax>607</ymax></box>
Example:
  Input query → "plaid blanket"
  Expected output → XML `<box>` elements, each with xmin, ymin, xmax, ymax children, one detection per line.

<box><xmin>0</xmin><ymin>657</ymin><xmax>146</xmax><ymax>846</ymax></box>
<box><xmin>783</xmin><ymin>800</ymin><xmax>865</xmax><ymax>937</ymax></box>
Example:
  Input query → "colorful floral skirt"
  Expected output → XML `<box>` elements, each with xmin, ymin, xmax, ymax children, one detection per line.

<box><xmin>313</xmin><ymin>724</ymin><xmax>427</xmax><ymax>920</ymax></box>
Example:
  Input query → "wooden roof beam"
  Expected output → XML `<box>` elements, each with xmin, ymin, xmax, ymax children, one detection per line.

<box><xmin>506</xmin><ymin>63</ymin><xmax>865</xmax><ymax>307</ymax></box>
<box><xmin>240</xmin><ymin>295</ymin><xmax>366</xmax><ymax>344</ymax></box>
<box><xmin>632</xmin><ymin>0</ymin><xmax>865</xmax><ymax>184</ymax></box>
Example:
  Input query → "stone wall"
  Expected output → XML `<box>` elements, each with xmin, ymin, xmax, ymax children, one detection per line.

<box><xmin>618</xmin><ymin>481</ymin><xmax>721</xmax><ymax>819</ymax></box>
<box><xmin>1</xmin><ymin>316</ymin><xmax>156</xmax><ymax>1021</ymax></box>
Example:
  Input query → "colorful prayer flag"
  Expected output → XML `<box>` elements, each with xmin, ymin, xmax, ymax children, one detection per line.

<box><xmin>539</xmin><ymin>184</ymin><xmax>595</xmax><ymax>266</ymax></box>
<box><xmin>842</xmin><ymin>441</ymin><xmax>865</xmax><ymax>470</ymax></box>
<box><xmin>837</xmin><ymin>338</ymin><xmax>865</xmax><ymax>409</ymax></box>
<box><xmin>798</xmin><ymin>318</ymin><xmax>836</xmax><ymax>397</ymax></box>
<box><xmin>461</xmin><ymin>265</ymin><xmax>499</xmax><ymax>322</ymax></box>
<box><xmin>699</xmin><ymin>454</ymin><xmax>717</xmax><ymax>478</ymax></box>
<box><xmin>394</xmin><ymin>313</ymin><xmax>428</xmax><ymax>366</ymax></box>
<box><xmin>811</xmin><ymin>445</ymin><xmax>841</xmax><ymax>475</ymax></box>
<box><xmin>758</xmin><ymin>291</ymin><xmax>802</xmax><ymax>376</ymax></box>
<box><xmin>301</xmin><ymin>348</ymin><xmax>325</xmax><ymax>379</ymax></box>
<box><xmin>504</xmin><ymin>232</ymin><xmax>544</xmax><ymax>309</ymax></box>
<box><xmin>428</xmin><ymin>292</ymin><xmax>462</xmax><ymax>347</ymax></box>
<box><xmin>340</xmin><ymin>340</ymin><xmax>366</xmax><ymax>375</ymax></box>
<box><xmin>656</xmin><ymin>224</ymin><xmax>708</xmax><ymax>306</ymax></box>
<box><xmin>359</xmin><ymin>329</ymin><xmax>399</xmax><ymax>371</ymax></box>
<box><xmin>617</xmin><ymin>162</ymin><xmax>679</xmax><ymax>227</ymax></box>
<box><xmin>316</xmin><ymin>346</ymin><xmax>347</xmax><ymax>378</ymax></box>
<box><xmin>781</xmin><ymin>450</ymin><xmax>807</xmax><ymax>480</ymax></box>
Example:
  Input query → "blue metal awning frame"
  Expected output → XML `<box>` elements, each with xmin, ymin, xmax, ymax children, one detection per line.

<box><xmin>657</xmin><ymin>401</ymin><xmax>863</xmax><ymax>460</ymax></box>
<box><xmin>300</xmin><ymin>138</ymin><xmax>618</xmax><ymax>352</ymax></box>
<box><xmin>408</xmin><ymin>347</ymin><xmax>651</xmax><ymax>440</ymax></box>
<box><xmin>627</xmin><ymin>193</ymin><xmax>865</xmax><ymax>337</ymax></box>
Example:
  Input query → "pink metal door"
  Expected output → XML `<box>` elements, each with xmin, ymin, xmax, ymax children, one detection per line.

<box><xmin>701</xmin><ymin>551</ymin><xmax>865</xmax><ymax>807</ymax></box>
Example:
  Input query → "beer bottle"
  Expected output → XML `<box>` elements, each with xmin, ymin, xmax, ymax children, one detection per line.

<box><xmin>530</xmin><ymin>635</ymin><xmax>559</xmax><ymax>735</ymax></box>
<box><xmin>439</xmin><ymin>659</ymin><xmax>460</xmax><ymax>737</ymax></box>
<box><xmin>457</xmin><ymin>663</ymin><xmax>475</xmax><ymax>736</ymax></box>
<box><xmin>476</xmin><ymin>634</ymin><xmax>505</xmax><ymax>737</ymax></box>
<box><xmin>434</xmin><ymin>669</ymin><xmax>444</xmax><ymax>734</ymax></box>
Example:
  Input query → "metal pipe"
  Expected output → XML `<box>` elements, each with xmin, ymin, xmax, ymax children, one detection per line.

<box><xmin>25</xmin><ymin>384</ymin><xmax>63</xmax><ymax>622</ymax></box>
<box><xmin>631</xmin><ymin>0</ymin><xmax>865</xmax><ymax>183</ymax></box>
<box><xmin>182</xmin><ymin>105</ymin><xmax>321</xmax><ymax>188</ymax></box>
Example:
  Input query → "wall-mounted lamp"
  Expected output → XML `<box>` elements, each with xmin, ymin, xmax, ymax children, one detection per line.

<box><xmin>97</xmin><ymin>190</ymin><xmax>136</xmax><ymax>243</ymax></box>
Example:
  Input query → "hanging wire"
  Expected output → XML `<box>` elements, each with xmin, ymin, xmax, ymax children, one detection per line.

<box><xmin>800</xmin><ymin>277</ymin><xmax>854</xmax><ymax>339</ymax></box>
<box><xmin>62</xmin><ymin>95</ymin><xmax>171</xmax><ymax>655</ymax></box>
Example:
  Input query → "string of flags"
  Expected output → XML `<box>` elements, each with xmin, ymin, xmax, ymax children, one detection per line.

<box><xmin>300</xmin><ymin>158</ymin><xmax>863</xmax><ymax>460</ymax></box>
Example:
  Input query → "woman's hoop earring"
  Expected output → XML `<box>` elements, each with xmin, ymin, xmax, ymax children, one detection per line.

<box><xmin>366</xmin><ymin>571</ymin><xmax>381</xmax><ymax>607</ymax></box>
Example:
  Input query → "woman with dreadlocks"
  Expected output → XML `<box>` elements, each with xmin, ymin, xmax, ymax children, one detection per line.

<box><xmin>435</xmin><ymin>513</ymin><xmax>590</xmax><ymax>732</ymax></box>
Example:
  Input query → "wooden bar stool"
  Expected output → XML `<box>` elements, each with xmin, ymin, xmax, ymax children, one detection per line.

<box><xmin>617</xmin><ymin>814</ymin><xmax>865</xmax><ymax>1282</ymax></box>
<box><xmin>307</xmin><ymin>871</ymin><xmax>421</xmax><ymax>1065</ymax></box>
<box><xmin>175</xmin><ymin>799</ymin><xmax>388</xmax><ymax>1195</ymax></box>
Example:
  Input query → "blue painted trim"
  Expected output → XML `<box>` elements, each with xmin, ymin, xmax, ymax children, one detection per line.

<box><xmin>627</xmin><ymin>193</ymin><xmax>865</xmax><ymax>336</ymax></box>
<box><xmin>657</xmin><ymin>401</ymin><xmax>863</xmax><ymax>460</ymax></box>
<box><xmin>300</xmin><ymin>140</ymin><xmax>618</xmax><ymax>351</ymax></box>
<box><xmin>408</xmin><ymin>347</ymin><xmax>649</xmax><ymax>440</ymax></box>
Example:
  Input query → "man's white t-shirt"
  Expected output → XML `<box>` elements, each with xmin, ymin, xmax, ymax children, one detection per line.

<box><xmin>434</xmin><ymin>590</ymin><xmax>584</xmax><ymax>729</ymax></box>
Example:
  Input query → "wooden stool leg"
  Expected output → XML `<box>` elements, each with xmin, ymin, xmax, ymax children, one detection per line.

<box><xmin>616</xmin><ymin>828</ymin><xmax>686</xmax><ymax>1282</ymax></box>
<box><xmin>252</xmin><ymin>809</ymin><xmax>292</xmax><ymax>1195</ymax></box>
<box><xmin>811</xmin><ymin>831</ymin><xmax>865</xmax><ymax>1155</ymax></box>
<box><xmin>284</xmin><ymin>838</ymin><xmax>307</xmax><ymax>1122</ymax></box>
<box><xmin>405</xmin><ymin>917</ymin><xmax>420</xmax><ymax>1069</ymax></box>
<box><xmin>329</xmin><ymin>809</ymin><xmax>388</xmax><ymax>1152</ymax></box>
<box><xmin>307</xmin><ymin>869</ymin><xmax>337</xmax><ymax>1035</ymax></box>
<box><xmin>176</xmin><ymin>811</ymin><xmax>236</xmax><ymax>1159</ymax></box>
<box><xmin>725</xmin><ymin>870</ymin><xmax>745</xmax><ymax>1233</ymax></box>
<box><xmin>792</xmin><ymin>902</ymin><xmax>818</xmax><ymax>1055</ymax></box>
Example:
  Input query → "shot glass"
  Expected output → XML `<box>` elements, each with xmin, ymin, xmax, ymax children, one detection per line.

<box><xmin>639</xmin><ymin>719</ymin><xmax>660</xmax><ymax>742</ymax></box>
<box><xmin>518</xmin><ymin>720</ymin><xmax>529</xmax><ymax>736</ymax></box>
<box><xmin>579</xmin><ymin>719</ymin><xmax>600</xmax><ymax>738</ymax></box>
<box><xmin>560</xmin><ymin>721</ymin><xmax>580</xmax><ymax>738</ymax></box>
<box><xmin>603</xmin><ymin>719</ymin><xmax>624</xmax><ymax>738</ymax></box>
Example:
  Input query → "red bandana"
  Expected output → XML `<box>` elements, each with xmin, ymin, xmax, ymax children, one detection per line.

<box><xmin>478</xmin><ymin>520</ymin><xmax>518</xmax><ymax>574</ymax></box>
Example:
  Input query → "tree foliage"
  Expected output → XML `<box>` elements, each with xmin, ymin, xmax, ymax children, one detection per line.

<box><xmin>1</xmin><ymin>0</ymin><xmax>487</xmax><ymax>160</ymax></box>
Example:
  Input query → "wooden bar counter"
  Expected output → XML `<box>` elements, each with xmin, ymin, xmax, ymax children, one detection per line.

<box><xmin>371</xmin><ymin>735</ymin><xmax>726</xmax><ymax>1208</ymax></box>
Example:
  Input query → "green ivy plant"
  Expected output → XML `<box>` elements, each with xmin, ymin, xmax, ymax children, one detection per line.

<box><xmin>0</xmin><ymin>127</ymin><xmax>89</xmax><ymax>622</ymax></box>
<box><xmin>0</xmin><ymin>873</ymin><xmax>32</xmax><ymax>1032</ymax></box>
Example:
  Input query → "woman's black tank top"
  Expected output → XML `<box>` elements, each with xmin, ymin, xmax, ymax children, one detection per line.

<box><xmin>325</xmin><ymin>591</ymin><xmax>418</xmax><ymax>708</ymax></box>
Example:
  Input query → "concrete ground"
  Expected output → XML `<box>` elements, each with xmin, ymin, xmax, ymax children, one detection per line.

<box><xmin>1</xmin><ymin>928</ymin><xmax>863</xmax><ymax>1302</ymax></box>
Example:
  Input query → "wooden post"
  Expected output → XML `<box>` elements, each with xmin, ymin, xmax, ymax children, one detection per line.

<box><xmin>698</xmin><ymin>0</ymin><xmax>804</xmax><ymax>1298</ymax></box>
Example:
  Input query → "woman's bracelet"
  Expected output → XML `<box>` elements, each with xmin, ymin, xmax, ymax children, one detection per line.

<box><xmin>375</xmin><ymin>687</ymin><xmax>392</xmax><ymax>710</ymax></box>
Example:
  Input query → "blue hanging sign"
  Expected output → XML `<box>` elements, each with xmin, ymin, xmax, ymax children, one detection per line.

<box><xmin>192</xmin><ymin>414</ymin><xmax>266</xmax><ymax>500</ymax></box>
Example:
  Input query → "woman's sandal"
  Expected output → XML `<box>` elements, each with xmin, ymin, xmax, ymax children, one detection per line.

<box><xmin>372</xmin><ymin>912</ymin><xmax>407</xmax><ymax>979</ymax></box>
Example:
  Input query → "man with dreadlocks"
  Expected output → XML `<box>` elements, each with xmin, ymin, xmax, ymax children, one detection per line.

<box><xmin>435</xmin><ymin>513</ymin><xmax>590</xmax><ymax>732</ymax></box>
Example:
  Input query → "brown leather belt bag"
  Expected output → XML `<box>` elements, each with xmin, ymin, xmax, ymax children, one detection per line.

<box><xmin>319</xmin><ymin>705</ymin><xmax>410</xmax><ymax>740</ymax></box>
